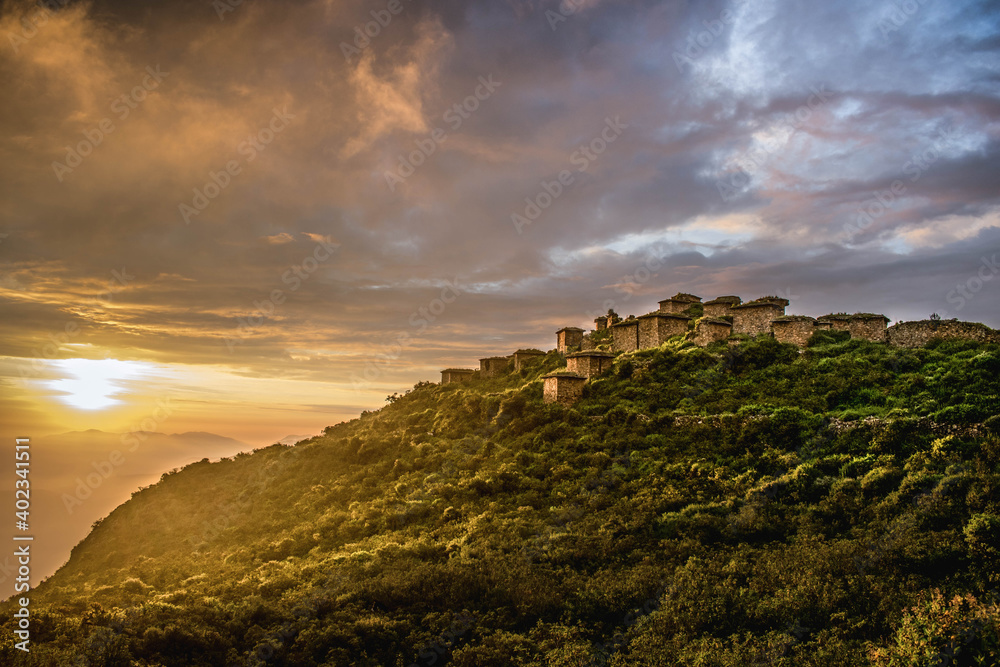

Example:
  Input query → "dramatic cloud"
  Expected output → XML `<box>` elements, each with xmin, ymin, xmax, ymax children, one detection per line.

<box><xmin>0</xmin><ymin>0</ymin><xmax>998</xmax><ymax>442</ymax></box>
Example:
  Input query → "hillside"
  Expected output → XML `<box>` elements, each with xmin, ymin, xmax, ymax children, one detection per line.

<box><xmin>3</xmin><ymin>334</ymin><xmax>1000</xmax><ymax>665</ymax></box>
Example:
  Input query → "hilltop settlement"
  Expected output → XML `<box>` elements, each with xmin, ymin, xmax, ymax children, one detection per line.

<box><xmin>440</xmin><ymin>292</ymin><xmax>1000</xmax><ymax>405</ymax></box>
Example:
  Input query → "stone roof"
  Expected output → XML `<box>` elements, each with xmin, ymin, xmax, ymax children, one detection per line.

<box><xmin>699</xmin><ymin>317</ymin><xmax>733</xmax><ymax>326</ymax></box>
<box><xmin>514</xmin><ymin>348</ymin><xmax>545</xmax><ymax>355</ymax></box>
<box><xmin>542</xmin><ymin>371</ymin><xmax>587</xmax><ymax>379</ymax></box>
<box><xmin>441</xmin><ymin>368</ymin><xmax>476</xmax><ymax>373</ymax></box>
<box><xmin>479</xmin><ymin>356</ymin><xmax>509</xmax><ymax>362</ymax></box>
<box><xmin>704</xmin><ymin>295</ymin><xmax>742</xmax><ymax>305</ymax></box>
<box><xmin>556</xmin><ymin>326</ymin><xmax>586</xmax><ymax>333</ymax></box>
<box><xmin>639</xmin><ymin>312</ymin><xmax>692</xmax><ymax>321</ymax></box>
<box><xmin>611</xmin><ymin>319</ymin><xmax>640</xmax><ymax>328</ymax></box>
<box><xmin>733</xmin><ymin>297</ymin><xmax>790</xmax><ymax>309</ymax></box>
<box><xmin>772</xmin><ymin>315</ymin><xmax>816</xmax><ymax>323</ymax></box>
<box><xmin>671</xmin><ymin>292</ymin><xmax>702</xmax><ymax>303</ymax></box>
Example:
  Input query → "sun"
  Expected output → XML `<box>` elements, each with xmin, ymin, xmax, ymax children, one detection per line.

<box><xmin>45</xmin><ymin>358</ymin><xmax>152</xmax><ymax>411</ymax></box>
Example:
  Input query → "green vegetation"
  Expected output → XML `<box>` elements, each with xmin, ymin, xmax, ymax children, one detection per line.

<box><xmin>3</xmin><ymin>337</ymin><xmax>999</xmax><ymax>665</ymax></box>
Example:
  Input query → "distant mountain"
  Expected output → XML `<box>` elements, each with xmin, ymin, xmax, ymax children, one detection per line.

<box><xmin>4</xmin><ymin>338</ymin><xmax>1000</xmax><ymax>665</ymax></box>
<box><xmin>0</xmin><ymin>429</ymin><xmax>251</xmax><ymax>590</ymax></box>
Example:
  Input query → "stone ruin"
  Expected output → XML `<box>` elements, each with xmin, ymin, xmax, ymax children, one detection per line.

<box><xmin>566</xmin><ymin>350</ymin><xmax>615</xmax><ymax>379</ymax></box>
<box><xmin>542</xmin><ymin>372</ymin><xmax>588</xmax><ymax>406</ymax></box>
<box><xmin>436</xmin><ymin>288</ymin><xmax>998</xmax><ymax>406</ymax></box>
<box><xmin>440</xmin><ymin>368</ymin><xmax>476</xmax><ymax>384</ymax></box>
<box><xmin>512</xmin><ymin>349</ymin><xmax>546</xmax><ymax>370</ymax></box>
<box><xmin>556</xmin><ymin>327</ymin><xmax>585</xmax><ymax>353</ymax></box>
<box><xmin>479</xmin><ymin>356</ymin><xmax>511</xmax><ymax>378</ymax></box>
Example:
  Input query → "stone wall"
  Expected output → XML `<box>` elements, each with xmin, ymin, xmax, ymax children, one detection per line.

<box><xmin>692</xmin><ymin>318</ymin><xmax>732</xmax><ymax>346</ymax></box>
<box><xmin>771</xmin><ymin>316</ymin><xmax>816</xmax><ymax>347</ymax></box>
<box><xmin>657</xmin><ymin>299</ymin><xmax>689</xmax><ymax>314</ymax></box>
<box><xmin>512</xmin><ymin>350</ymin><xmax>545</xmax><ymax>370</ymax></box>
<box><xmin>638</xmin><ymin>313</ymin><xmax>690</xmax><ymax>349</ymax></box>
<box><xmin>480</xmin><ymin>356</ymin><xmax>511</xmax><ymax>378</ymax></box>
<box><xmin>818</xmin><ymin>315</ymin><xmax>851</xmax><ymax>332</ymax></box>
<box><xmin>703</xmin><ymin>296</ymin><xmax>741</xmax><ymax>319</ymax></box>
<box><xmin>886</xmin><ymin>319</ymin><xmax>1000</xmax><ymax>348</ymax></box>
<box><xmin>440</xmin><ymin>369</ymin><xmax>475</xmax><ymax>384</ymax></box>
<box><xmin>556</xmin><ymin>327</ymin><xmax>585</xmax><ymax>353</ymax></box>
<box><xmin>848</xmin><ymin>315</ymin><xmax>889</xmax><ymax>342</ymax></box>
<box><xmin>566</xmin><ymin>351</ymin><xmax>615</xmax><ymax>378</ymax></box>
<box><xmin>594</xmin><ymin>317</ymin><xmax>608</xmax><ymax>331</ymax></box>
<box><xmin>732</xmin><ymin>303</ymin><xmax>785</xmax><ymax>336</ymax></box>
<box><xmin>542</xmin><ymin>373</ymin><xmax>588</xmax><ymax>405</ymax></box>
<box><xmin>612</xmin><ymin>320</ymin><xmax>640</xmax><ymax>352</ymax></box>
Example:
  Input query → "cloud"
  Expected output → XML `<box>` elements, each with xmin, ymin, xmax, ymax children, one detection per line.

<box><xmin>0</xmin><ymin>0</ymin><xmax>998</xmax><ymax>436</ymax></box>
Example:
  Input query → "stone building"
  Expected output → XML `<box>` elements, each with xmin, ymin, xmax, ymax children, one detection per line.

<box><xmin>479</xmin><ymin>356</ymin><xmax>511</xmax><ymax>378</ymax></box>
<box><xmin>512</xmin><ymin>349</ymin><xmax>546</xmax><ymax>370</ymax></box>
<box><xmin>703</xmin><ymin>296</ymin><xmax>742</xmax><ymax>318</ymax></box>
<box><xmin>771</xmin><ymin>315</ymin><xmax>817</xmax><ymax>347</ymax></box>
<box><xmin>692</xmin><ymin>318</ymin><xmax>733</xmax><ymax>346</ymax></box>
<box><xmin>886</xmin><ymin>319</ymin><xmax>1000</xmax><ymax>348</ymax></box>
<box><xmin>440</xmin><ymin>368</ymin><xmax>475</xmax><ymax>384</ymax></box>
<box><xmin>638</xmin><ymin>313</ymin><xmax>691</xmax><ymax>348</ymax></box>
<box><xmin>658</xmin><ymin>292</ymin><xmax>702</xmax><ymax>314</ymax></box>
<box><xmin>542</xmin><ymin>372</ymin><xmax>588</xmax><ymax>405</ymax></box>
<box><xmin>566</xmin><ymin>350</ymin><xmax>615</xmax><ymax>378</ymax></box>
<box><xmin>556</xmin><ymin>327</ymin><xmax>585</xmax><ymax>353</ymax></box>
<box><xmin>817</xmin><ymin>314</ymin><xmax>851</xmax><ymax>332</ymax></box>
<box><xmin>731</xmin><ymin>297</ymin><xmax>789</xmax><ymax>336</ymax></box>
<box><xmin>594</xmin><ymin>316</ymin><xmax>608</xmax><ymax>331</ymax></box>
<box><xmin>848</xmin><ymin>314</ymin><xmax>890</xmax><ymax>342</ymax></box>
<box><xmin>611</xmin><ymin>319</ymin><xmax>641</xmax><ymax>353</ymax></box>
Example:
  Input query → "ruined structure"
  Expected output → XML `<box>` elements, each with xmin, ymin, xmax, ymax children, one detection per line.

<box><xmin>542</xmin><ymin>373</ymin><xmax>588</xmax><ymax>405</ymax></box>
<box><xmin>703</xmin><ymin>296</ymin><xmax>741</xmax><ymax>318</ymax></box>
<box><xmin>611</xmin><ymin>319</ymin><xmax>640</xmax><ymax>353</ymax></box>
<box><xmin>693</xmin><ymin>318</ymin><xmax>733</xmax><ymax>346</ymax></box>
<box><xmin>887</xmin><ymin>319</ymin><xmax>1000</xmax><ymax>348</ymax></box>
<box><xmin>658</xmin><ymin>293</ymin><xmax>701</xmax><ymax>314</ymax></box>
<box><xmin>817</xmin><ymin>314</ymin><xmax>851</xmax><ymax>332</ymax></box>
<box><xmin>771</xmin><ymin>316</ymin><xmax>817</xmax><ymax>347</ymax></box>
<box><xmin>731</xmin><ymin>297</ymin><xmax>789</xmax><ymax>336</ymax></box>
<box><xmin>566</xmin><ymin>351</ymin><xmax>615</xmax><ymax>379</ymax></box>
<box><xmin>479</xmin><ymin>356</ymin><xmax>511</xmax><ymax>378</ymax></box>
<box><xmin>440</xmin><ymin>369</ymin><xmax>476</xmax><ymax>384</ymax></box>
<box><xmin>638</xmin><ymin>313</ymin><xmax>690</xmax><ymax>348</ymax></box>
<box><xmin>436</xmin><ymin>290</ymin><xmax>997</xmax><ymax>406</ymax></box>
<box><xmin>512</xmin><ymin>349</ymin><xmax>546</xmax><ymax>370</ymax></box>
<box><xmin>556</xmin><ymin>327</ymin><xmax>585</xmax><ymax>353</ymax></box>
<box><xmin>848</xmin><ymin>314</ymin><xmax>890</xmax><ymax>342</ymax></box>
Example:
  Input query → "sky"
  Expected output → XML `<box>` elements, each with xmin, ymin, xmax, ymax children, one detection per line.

<box><xmin>1</xmin><ymin>0</ymin><xmax>1000</xmax><ymax>448</ymax></box>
